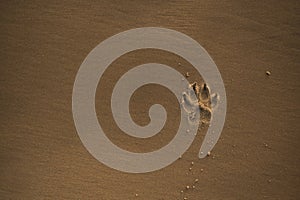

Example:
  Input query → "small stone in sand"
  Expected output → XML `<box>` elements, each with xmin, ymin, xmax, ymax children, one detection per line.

<box><xmin>200</xmin><ymin>168</ymin><xmax>204</xmax><ymax>172</ymax></box>
<box><xmin>191</xmin><ymin>162</ymin><xmax>194</xmax><ymax>165</ymax></box>
<box><xmin>266</xmin><ymin>71</ymin><xmax>271</xmax><ymax>76</ymax></box>
<box><xmin>192</xmin><ymin>185</ymin><xmax>196</xmax><ymax>189</ymax></box>
<box><xmin>189</xmin><ymin>167</ymin><xmax>192</xmax><ymax>171</ymax></box>
<box><xmin>264</xmin><ymin>143</ymin><xmax>268</xmax><ymax>147</ymax></box>
<box><xmin>135</xmin><ymin>194</ymin><xmax>138</xmax><ymax>197</ymax></box>
<box><xmin>180</xmin><ymin>190</ymin><xmax>184</xmax><ymax>193</ymax></box>
<box><xmin>207</xmin><ymin>151</ymin><xmax>211</xmax><ymax>156</ymax></box>
<box><xmin>185</xmin><ymin>72</ymin><xmax>190</xmax><ymax>77</ymax></box>
<box><xmin>186</xmin><ymin>185</ymin><xmax>190</xmax><ymax>189</ymax></box>
<box><xmin>195</xmin><ymin>179</ymin><xmax>199</xmax><ymax>183</ymax></box>
<box><xmin>184</xmin><ymin>197</ymin><xmax>187</xmax><ymax>200</ymax></box>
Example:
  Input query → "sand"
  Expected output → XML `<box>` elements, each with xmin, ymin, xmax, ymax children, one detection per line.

<box><xmin>1</xmin><ymin>0</ymin><xmax>299</xmax><ymax>199</ymax></box>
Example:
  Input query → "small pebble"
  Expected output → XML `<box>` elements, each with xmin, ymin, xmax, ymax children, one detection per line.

<box><xmin>186</xmin><ymin>185</ymin><xmax>190</xmax><ymax>189</ymax></box>
<box><xmin>195</xmin><ymin>179</ymin><xmax>199</xmax><ymax>183</ymax></box>
<box><xmin>135</xmin><ymin>194</ymin><xmax>138</xmax><ymax>197</ymax></box>
<box><xmin>189</xmin><ymin>167</ymin><xmax>192</xmax><ymax>171</ymax></box>
<box><xmin>179</xmin><ymin>155</ymin><xmax>182</xmax><ymax>159</ymax></box>
<box><xmin>207</xmin><ymin>151</ymin><xmax>211</xmax><ymax>156</ymax></box>
<box><xmin>192</xmin><ymin>185</ymin><xmax>196</xmax><ymax>189</ymax></box>
<box><xmin>184</xmin><ymin>197</ymin><xmax>187</xmax><ymax>200</ymax></box>
<box><xmin>185</xmin><ymin>72</ymin><xmax>190</xmax><ymax>77</ymax></box>
<box><xmin>266</xmin><ymin>71</ymin><xmax>271</xmax><ymax>76</ymax></box>
<box><xmin>264</xmin><ymin>143</ymin><xmax>268</xmax><ymax>147</ymax></box>
<box><xmin>180</xmin><ymin>190</ymin><xmax>184</xmax><ymax>193</ymax></box>
<box><xmin>191</xmin><ymin>162</ymin><xmax>194</xmax><ymax>165</ymax></box>
<box><xmin>200</xmin><ymin>168</ymin><xmax>204</xmax><ymax>172</ymax></box>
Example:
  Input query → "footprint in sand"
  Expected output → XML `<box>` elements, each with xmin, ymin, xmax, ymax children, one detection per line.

<box><xmin>181</xmin><ymin>82</ymin><xmax>219</xmax><ymax>125</ymax></box>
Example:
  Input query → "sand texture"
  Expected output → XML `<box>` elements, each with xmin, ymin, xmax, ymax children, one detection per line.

<box><xmin>1</xmin><ymin>1</ymin><xmax>299</xmax><ymax>199</ymax></box>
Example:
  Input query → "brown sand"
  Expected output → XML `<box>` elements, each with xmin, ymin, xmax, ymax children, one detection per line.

<box><xmin>1</xmin><ymin>1</ymin><xmax>299</xmax><ymax>199</ymax></box>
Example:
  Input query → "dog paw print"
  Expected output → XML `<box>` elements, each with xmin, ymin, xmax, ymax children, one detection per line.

<box><xmin>182</xmin><ymin>82</ymin><xmax>219</xmax><ymax>125</ymax></box>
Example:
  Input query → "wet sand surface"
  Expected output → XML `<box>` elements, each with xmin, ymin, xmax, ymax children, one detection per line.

<box><xmin>1</xmin><ymin>1</ymin><xmax>299</xmax><ymax>199</ymax></box>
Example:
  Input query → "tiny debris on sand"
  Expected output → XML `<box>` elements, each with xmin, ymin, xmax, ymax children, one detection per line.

<box><xmin>266</xmin><ymin>71</ymin><xmax>271</xmax><ymax>76</ymax></box>
<box><xmin>185</xmin><ymin>72</ymin><xmax>190</xmax><ymax>77</ymax></box>
<box><xmin>195</xmin><ymin>179</ymin><xmax>199</xmax><ymax>183</ymax></box>
<box><xmin>264</xmin><ymin>143</ymin><xmax>269</xmax><ymax>148</ymax></box>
